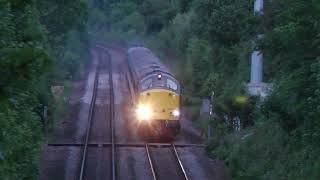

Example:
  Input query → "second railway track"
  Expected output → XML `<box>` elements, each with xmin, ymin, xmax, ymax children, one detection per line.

<box><xmin>78</xmin><ymin>47</ymin><xmax>116</xmax><ymax>180</ymax></box>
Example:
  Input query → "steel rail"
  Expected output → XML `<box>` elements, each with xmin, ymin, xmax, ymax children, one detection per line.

<box><xmin>145</xmin><ymin>144</ymin><xmax>158</xmax><ymax>180</ymax></box>
<box><xmin>94</xmin><ymin>45</ymin><xmax>117</xmax><ymax>180</ymax></box>
<box><xmin>106</xmin><ymin>49</ymin><xmax>116</xmax><ymax>180</ymax></box>
<box><xmin>78</xmin><ymin>57</ymin><xmax>99</xmax><ymax>180</ymax></box>
<box><xmin>172</xmin><ymin>144</ymin><xmax>189</xmax><ymax>180</ymax></box>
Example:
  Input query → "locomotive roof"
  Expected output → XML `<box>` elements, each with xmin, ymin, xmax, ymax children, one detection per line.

<box><xmin>128</xmin><ymin>47</ymin><xmax>173</xmax><ymax>81</ymax></box>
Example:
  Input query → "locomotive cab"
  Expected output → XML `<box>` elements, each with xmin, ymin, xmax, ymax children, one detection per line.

<box><xmin>135</xmin><ymin>73</ymin><xmax>181</xmax><ymax>137</ymax></box>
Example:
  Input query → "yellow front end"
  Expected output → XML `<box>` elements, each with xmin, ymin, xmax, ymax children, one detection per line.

<box><xmin>136</xmin><ymin>89</ymin><xmax>180</xmax><ymax>121</ymax></box>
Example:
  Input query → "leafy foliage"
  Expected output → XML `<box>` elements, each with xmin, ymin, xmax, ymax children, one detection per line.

<box><xmin>209</xmin><ymin>0</ymin><xmax>320</xmax><ymax>179</ymax></box>
<box><xmin>0</xmin><ymin>0</ymin><xmax>88</xmax><ymax>178</ymax></box>
<box><xmin>193</xmin><ymin>0</ymin><xmax>256</xmax><ymax>45</ymax></box>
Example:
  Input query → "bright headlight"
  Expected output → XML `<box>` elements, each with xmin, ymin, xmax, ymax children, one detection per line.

<box><xmin>136</xmin><ymin>104</ymin><xmax>152</xmax><ymax>120</ymax></box>
<box><xmin>172</xmin><ymin>109</ymin><xmax>180</xmax><ymax>117</ymax></box>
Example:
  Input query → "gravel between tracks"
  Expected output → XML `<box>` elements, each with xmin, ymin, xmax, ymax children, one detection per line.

<box><xmin>117</xmin><ymin>147</ymin><xmax>152</xmax><ymax>180</ymax></box>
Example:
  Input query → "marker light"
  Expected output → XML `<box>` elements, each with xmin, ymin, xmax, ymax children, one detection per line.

<box><xmin>136</xmin><ymin>104</ymin><xmax>152</xmax><ymax>120</ymax></box>
<box><xmin>172</xmin><ymin>109</ymin><xmax>180</xmax><ymax>117</ymax></box>
<box><xmin>157</xmin><ymin>74</ymin><xmax>162</xmax><ymax>80</ymax></box>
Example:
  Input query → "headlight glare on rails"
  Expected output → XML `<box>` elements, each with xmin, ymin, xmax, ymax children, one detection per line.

<box><xmin>136</xmin><ymin>104</ymin><xmax>152</xmax><ymax>121</ymax></box>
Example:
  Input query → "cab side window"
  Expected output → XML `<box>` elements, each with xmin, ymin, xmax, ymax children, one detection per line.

<box><xmin>141</xmin><ymin>78</ymin><xmax>152</xmax><ymax>90</ymax></box>
<box><xmin>167</xmin><ymin>79</ymin><xmax>178</xmax><ymax>91</ymax></box>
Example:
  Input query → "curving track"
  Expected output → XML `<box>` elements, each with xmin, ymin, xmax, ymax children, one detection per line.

<box><xmin>41</xmin><ymin>43</ymin><xmax>230</xmax><ymax>180</ymax></box>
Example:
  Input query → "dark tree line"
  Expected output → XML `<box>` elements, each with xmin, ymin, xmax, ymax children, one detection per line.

<box><xmin>0</xmin><ymin>0</ymin><xmax>88</xmax><ymax>178</ymax></box>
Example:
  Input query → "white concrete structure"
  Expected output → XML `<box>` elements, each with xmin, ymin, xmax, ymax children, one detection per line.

<box><xmin>248</xmin><ymin>0</ymin><xmax>272</xmax><ymax>97</ymax></box>
<box><xmin>247</xmin><ymin>82</ymin><xmax>272</xmax><ymax>98</ymax></box>
<box><xmin>250</xmin><ymin>50</ymin><xmax>263</xmax><ymax>83</ymax></box>
<box><xmin>254</xmin><ymin>0</ymin><xmax>264</xmax><ymax>14</ymax></box>
<box><xmin>251</xmin><ymin>0</ymin><xmax>264</xmax><ymax>85</ymax></box>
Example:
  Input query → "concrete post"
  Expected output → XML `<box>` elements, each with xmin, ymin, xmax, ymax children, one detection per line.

<box><xmin>200</xmin><ymin>99</ymin><xmax>211</xmax><ymax>116</ymax></box>
<box><xmin>250</xmin><ymin>0</ymin><xmax>264</xmax><ymax>84</ymax></box>
<box><xmin>208</xmin><ymin>124</ymin><xmax>211</xmax><ymax>138</ymax></box>
<box><xmin>254</xmin><ymin>0</ymin><xmax>264</xmax><ymax>14</ymax></box>
<box><xmin>44</xmin><ymin>106</ymin><xmax>48</xmax><ymax>138</ymax></box>
<box><xmin>250</xmin><ymin>51</ymin><xmax>263</xmax><ymax>83</ymax></box>
<box><xmin>0</xmin><ymin>150</ymin><xmax>4</xmax><ymax>160</ymax></box>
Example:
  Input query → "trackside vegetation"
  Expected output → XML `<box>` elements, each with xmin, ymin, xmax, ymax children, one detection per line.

<box><xmin>89</xmin><ymin>0</ymin><xmax>320</xmax><ymax>179</ymax></box>
<box><xmin>0</xmin><ymin>0</ymin><xmax>88</xmax><ymax>179</ymax></box>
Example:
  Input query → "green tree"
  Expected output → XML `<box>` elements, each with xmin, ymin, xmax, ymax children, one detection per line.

<box><xmin>0</xmin><ymin>0</ymin><xmax>88</xmax><ymax>178</ymax></box>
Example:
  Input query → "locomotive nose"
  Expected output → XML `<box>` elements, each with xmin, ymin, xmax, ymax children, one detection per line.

<box><xmin>138</xmin><ymin>89</ymin><xmax>180</xmax><ymax>120</ymax></box>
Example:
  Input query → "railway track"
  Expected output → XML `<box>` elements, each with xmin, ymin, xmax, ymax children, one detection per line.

<box><xmin>97</xmin><ymin>44</ymin><xmax>191</xmax><ymax>180</ymax></box>
<box><xmin>108</xmin><ymin>48</ymin><xmax>117</xmax><ymax>180</ymax></box>
<box><xmin>146</xmin><ymin>143</ymin><xmax>189</xmax><ymax>180</ymax></box>
<box><xmin>42</xmin><ymin>43</ymin><xmax>222</xmax><ymax>180</ymax></box>
<box><xmin>78</xmin><ymin>57</ymin><xmax>99</xmax><ymax>180</ymax></box>
<box><xmin>78</xmin><ymin>47</ymin><xmax>116</xmax><ymax>180</ymax></box>
<box><xmin>95</xmin><ymin>45</ymin><xmax>190</xmax><ymax>180</ymax></box>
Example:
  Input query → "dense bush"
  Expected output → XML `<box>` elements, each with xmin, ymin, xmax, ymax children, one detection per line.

<box><xmin>210</xmin><ymin>0</ymin><xmax>320</xmax><ymax>179</ymax></box>
<box><xmin>0</xmin><ymin>0</ymin><xmax>88</xmax><ymax>178</ymax></box>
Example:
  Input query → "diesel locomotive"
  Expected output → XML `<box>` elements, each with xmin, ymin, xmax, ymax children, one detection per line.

<box><xmin>127</xmin><ymin>46</ymin><xmax>181</xmax><ymax>138</ymax></box>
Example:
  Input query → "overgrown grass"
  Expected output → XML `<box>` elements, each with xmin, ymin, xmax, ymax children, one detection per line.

<box><xmin>48</xmin><ymin>80</ymin><xmax>72</xmax><ymax>133</ymax></box>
